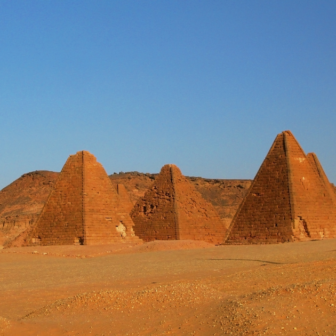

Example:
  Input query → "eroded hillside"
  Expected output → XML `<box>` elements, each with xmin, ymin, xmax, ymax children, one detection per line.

<box><xmin>0</xmin><ymin>171</ymin><xmax>58</xmax><ymax>246</ymax></box>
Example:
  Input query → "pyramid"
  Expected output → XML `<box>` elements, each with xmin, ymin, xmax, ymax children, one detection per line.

<box><xmin>130</xmin><ymin>164</ymin><xmax>226</xmax><ymax>244</ymax></box>
<box><xmin>26</xmin><ymin>151</ymin><xmax>141</xmax><ymax>246</ymax></box>
<box><xmin>225</xmin><ymin>130</ymin><xmax>336</xmax><ymax>244</ymax></box>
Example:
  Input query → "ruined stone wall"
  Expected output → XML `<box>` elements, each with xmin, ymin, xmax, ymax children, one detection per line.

<box><xmin>225</xmin><ymin>133</ymin><xmax>293</xmax><ymax>244</ymax></box>
<box><xmin>131</xmin><ymin>165</ymin><xmax>178</xmax><ymax>241</ymax></box>
<box><xmin>172</xmin><ymin>166</ymin><xmax>226</xmax><ymax>244</ymax></box>
<box><xmin>286</xmin><ymin>135</ymin><xmax>336</xmax><ymax>239</ymax></box>
<box><xmin>28</xmin><ymin>154</ymin><xmax>85</xmax><ymax>245</ymax></box>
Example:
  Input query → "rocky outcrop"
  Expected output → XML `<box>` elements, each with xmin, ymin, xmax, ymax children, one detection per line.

<box><xmin>0</xmin><ymin>171</ymin><xmax>58</xmax><ymax>246</ymax></box>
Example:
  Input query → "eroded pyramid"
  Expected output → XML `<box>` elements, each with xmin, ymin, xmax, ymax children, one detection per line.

<box><xmin>26</xmin><ymin>151</ymin><xmax>140</xmax><ymax>246</ymax></box>
<box><xmin>225</xmin><ymin>131</ymin><xmax>336</xmax><ymax>244</ymax></box>
<box><xmin>130</xmin><ymin>164</ymin><xmax>226</xmax><ymax>244</ymax></box>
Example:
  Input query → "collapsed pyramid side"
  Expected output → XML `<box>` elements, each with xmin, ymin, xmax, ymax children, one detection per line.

<box><xmin>225</xmin><ymin>132</ymin><xmax>294</xmax><ymax>244</ymax></box>
<box><xmin>130</xmin><ymin>165</ymin><xmax>178</xmax><ymax>241</ymax></box>
<box><xmin>170</xmin><ymin>165</ymin><xmax>226</xmax><ymax>244</ymax></box>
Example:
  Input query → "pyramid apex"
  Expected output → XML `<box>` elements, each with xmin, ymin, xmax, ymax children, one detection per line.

<box><xmin>70</xmin><ymin>150</ymin><xmax>97</xmax><ymax>160</ymax></box>
<box><xmin>307</xmin><ymin>152</ymin><xmax>317</xmax><ymax>158</ymax></box>
<box><xmin>162</xmin><ymin>163</ymin><xmax>177</xmax><ymax>168</ymax></box>
<box><xmin>160</xmin><ymin>164</ymin><xmax>180</xmax><ymax>172</ymax></box>
<box><xmin>74</xmin><ymin>150</ymin><xmax>94</xmax><ymax>155</ymax></box>
<box><xmin>281</xmin><ymin>130</ymin><xmax>293</xmax><ymax>136</ymax></box>
<box><xmin>160</xmin><ymin>164</ymin><xmax>183</xmax><ymax>178</ymax></box>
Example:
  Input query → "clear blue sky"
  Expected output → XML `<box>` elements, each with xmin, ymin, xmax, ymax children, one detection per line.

<box><xmin>1</xmin><ymin>0</ymin><xmax>336</xmax><ymax>189</ymax></box>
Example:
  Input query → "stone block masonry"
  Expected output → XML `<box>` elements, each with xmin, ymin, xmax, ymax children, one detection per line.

<box><xmin>225</xmin><ymin>130</ymin><xmax>336</xmax><ymax>244</ymax></box>
<box><xmin>131</xmin><ymin>164</ymin><xmax>226</xmax><ymax>244</ymax></box>
<box><xmin>24</xmin><ymin>151</ymin><xmax>141</xmax><ymax>246</ymax></box>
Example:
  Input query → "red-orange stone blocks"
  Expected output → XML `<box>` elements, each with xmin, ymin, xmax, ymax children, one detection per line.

<box><xmin>225</xmin><ymin>130</ymin><xmax>336</xmax><ymax>244</ymax></box>
<box><xmin>27</xmin><ymin>151</ymin><xmax>141</xmax><ymax>246</ymax></box>
<box><xmin>130</xmin><ymin>164</ymin><xmax>226</xmax><ymax>244</ymax></box>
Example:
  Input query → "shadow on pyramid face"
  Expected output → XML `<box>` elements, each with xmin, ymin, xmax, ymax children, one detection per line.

<box><xmin>224</xmin><ymin>130</ymin><xmax>336</xmax><ymax>245</ymax></box>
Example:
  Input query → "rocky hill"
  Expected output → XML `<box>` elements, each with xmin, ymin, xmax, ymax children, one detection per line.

<box><xmin>0</xmin><ymin>171</ymin><xmax>58</xmax><ymax>246</ymax></box>
<box><xmin>0</xmin><ymin>170</ymin><xmax>252</xmax><ymax>246</ymax></box>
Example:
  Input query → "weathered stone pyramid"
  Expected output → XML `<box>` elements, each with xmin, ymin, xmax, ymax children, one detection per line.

<box><xmin>26</xmin><ymin>151</ymin><xmax>140</xmax><ymax>246</ymax></box>
<box><xmin>225</xmin><ymin>130</ymin><xmax>336</xmax><ymax>244</ymax></box>
<box><xmin>130</xmin><ymin>164</ymin><xmax>226</xmax><ymax>244</ymax></box>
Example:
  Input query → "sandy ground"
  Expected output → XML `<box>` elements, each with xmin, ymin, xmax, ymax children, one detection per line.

<box><xmin>1</xmin><ymin>239</ymin><xmax>336</xmax><ymax>335</ymax></box>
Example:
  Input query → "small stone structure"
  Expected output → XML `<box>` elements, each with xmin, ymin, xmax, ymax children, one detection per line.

<box><xmin>130</xmin><ymin>164</ymin><xmax>226</xmax><ymax>244</ymax></box>
<box><xmin>225</xmin><ymin>130</ymin><xmax>336</xmax><ymax>244</ymax></box>
<box><xmin>26</xmin><ymin>151</ymin><xmax>141</xmax><ymax>246</ymax></box>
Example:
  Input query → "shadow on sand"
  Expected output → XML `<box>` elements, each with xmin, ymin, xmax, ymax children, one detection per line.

<box><xmin>207</xmin><ymin>258</ymin><xmax>283</xmax><ymax>265</ymax></box>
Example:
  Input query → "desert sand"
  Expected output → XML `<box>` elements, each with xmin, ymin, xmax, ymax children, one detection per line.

<box><xmin>1</xmin><ymin>239</ymin><xmax>336</xmax><ymax>335</ymax></box>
